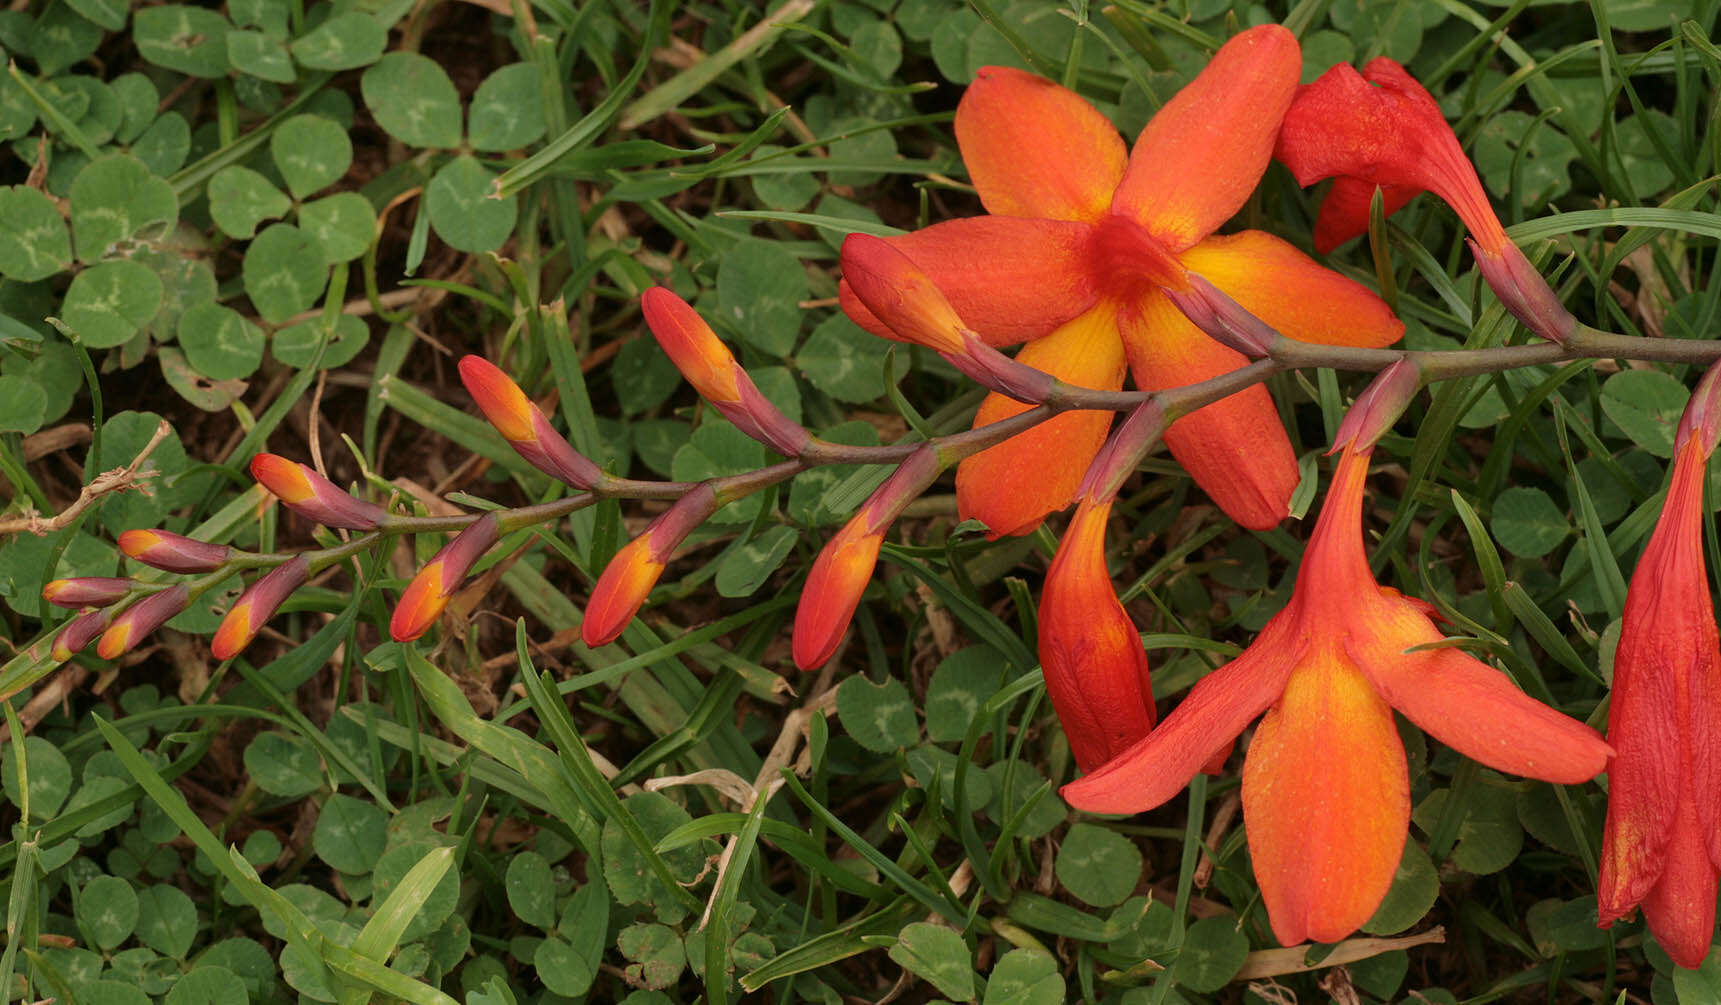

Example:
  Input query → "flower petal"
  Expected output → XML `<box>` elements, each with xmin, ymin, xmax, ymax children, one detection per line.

<box><xmin>955</xmin><ymin>304</ymin><xmax>1125</xmax><ymax>537</ymax></box>
<box><xmin>1060</xmin><ymin>626</ymin><xmax>1295</xmax><ymax>814</ymax></box>
<box><xmin>956</xmin><ymin>66</ymin><xmax>1127</xmax><ymax>223</ymax></box>
<box><xmin>1118</xmin><ymin>291</ymin><xmax>1296</xmax><ymax>530</ymax></box>
<box><xmin>1039</xmin><ymin>499</ymin><xmax>1155</xmax><ymax>772</ymax></box>
<box><xmin>1242</xmin><ymin>653</ymin><xmax>1408</xmax><ymax>946</ymax></box>
<box><xmin>1110</xmin><ymin>24</ymin><xmax>1301</xmax><ymax>251</ymax></box>
<box><xmin>1640</xmin><ymin>800</ymin><xmax>1720</xmax><ymax>970</ymax></box>
<box><xmin>1275</xmin><ymin>58</ymin><xmax>1507</xmax><ymax>255</ymax></box>
<box><xmin>1365</xmin><ymin>644</ymin><xmax>1610</xmax><ymax>784</ymax></box>
<box><xmin>1600</xmin><ymin>443</ymin><xmax>1719</xmax><ymax>923</ymax></box>
<box><xmin>838</xmin><ymin>218</ymin><xmax>1099</xmax><ymax>347</ymax></box>
<box><xmin>1180</xmin><ymin>230</ymin><xmax>1404</xmax><ymax>348</ymax></box>
<box><xmin>1311</xmin><ymin>176</ymin><xmax>1420</xmax><ymax>255</ymax></box>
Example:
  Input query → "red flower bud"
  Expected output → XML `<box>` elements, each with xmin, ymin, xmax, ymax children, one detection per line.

<box><xmin>53</xmin><ymin>609</ymin><xmax>112</xmax><ymax>661</ymax></box>
<box><xmin>42</xmin><ymin>577</ymin><xmax>132</xmax><ymax>609</ymax></box>
<box><xmin>583</xmin><ymin>486</ymin><xmax>720</xmax><ymax>647</ymax></box>
<box><xmin>457</xmin><ymin>357</ymin><xmax>604</xmax><ymax>489</ymax></box>
<box><xmin>211</xmin><ymin>556</ymin><xmax>310</xmax><ymax>661</ymax></box>
<box><xmin>250</xmin><ymin>454</ymin><xmax>388</xmax><ymax>530</ymax></box>
<box><xmin>96</xmin><ymin>585</ymin><xmax>190</xmax><ymax>659</ymax></box>
<box><xmin>118</xmin><ymin>529</ymin><xmax>232</xmax><ymax>573</ymax></box>
<box><xmin>391</xmin><ymin>515</ymin><xmax>501</xmax><ymax>641</ymax></box>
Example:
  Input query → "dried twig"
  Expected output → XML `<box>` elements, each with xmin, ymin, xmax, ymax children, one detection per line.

<box><xmin>1233</xmin><ymin>927</ymin><xmax>1445</xmax><ymax>981</ymax></box>
<box><xmin>0</xmin><ymin>419</ymin><xmax>171</xmax><ymax>538</ymax></box>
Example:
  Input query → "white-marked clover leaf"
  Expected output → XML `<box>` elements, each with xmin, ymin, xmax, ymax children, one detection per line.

<box><xmin>208</xmin><ymin>165</ymin><xmax>290</xmax><ymax>240</ymax></box>
<box><xmin>311</xmin><ymin>792</ymin><xmax>387</xmax><ymax>874</ymax></box>
<box><xmin>0</xmin><ymin>186</ymin><xmax>72</xmax><ymax>281</ymax></box>
<box><xmin>178</xmin><ymin>300</ymin><xmax>265</xmax><ymax>380</ymax></box>
<box><xmin>0</xmin><ymin>374</ymin><xmax>46</xmax><ymax>433</ymax></box>
<box><xmin>290</xmin><ymin>11</ymin><xmax>385</xmax><ymax>71</ymax></box>
<box><xmin>77</xmin><ymin>875</ymin><xmax>139</xmax><ymax>951</ymax></box>
<box><xmin>135</xmin><ymin>243</ymin><xmax>217</xmax><ymax>339</ymax></box>
<box><xmin>299</xmin><ymin>191</ymin><xmax>375</xmax><ymax>263</ymax></box>
<box><xmin>0</xmin><ymin>76</ymin><xmax>37</xmax><ymax>141</ymax></box>
<box><xmin>66</xmin><ymin>0</ymin><xmax>125</xmax><ymax>30</ymax></box>
<box><xmin>130</xmin><ymin>112</ymin><xmax>190</xmax><ymax>176</ymax></box>
<box><xmin>229</xmin><ymin>0</ymin><xmax>288</xmax><ymax>37</ymax></box>
<box><xmin>271</xmin><ymin>114</ymin><xmax>351</xmax><ymax>198</ymax></box>
<box><xmin>361</xmin><ymin>52</ymin><xmax>461</xmax><ymax>149</ymax></box>
<box><xmin>243</xmin><ymin>223</ymin><xmax>325</xmax><ymax>324</ymax></box>
<box><xmin>32</xmin><ymin>5</ymin><xmax>103</xmax><ymax>76</ymax></box>
<box><xmin>134</xmin><ymin>6</ymin><xmax>234</xmax><ymax>77</ymax></box>
<box><xmin>227</xmin><ymin>28</ymin><xmax>296</xmax><ymax>83</ymax></box>
<box><xmin>159</xmin><ymin>346</ymin><xmax>248</xmax><ymax>412</ymax></box>
<box><xmin>109</xmin><ymin>73</ymin><xmax>158</xmax><ymax>144</ymax></box>
<box><xmin>468</xmin><ymin>63</ymin><xmax>546</xmax><ymax>151</ymax></box>
<box><xmin>61</xmin><ymin>259</ymin><xmax>164</xmax><ymax>349</ymax></box>
<box><xmin>272</xmin><ymin>312</ymin><xmax>368</xmax><ymax>369</ymax></box>
<box><xmin>60</xmin><ymin>76</ymin><xmax>122</xmax><ymax>146</ymax></box>
<box><xmin>68</xmin><ymin>154</ymin><xmax>177</xmax><ymax>261</ymax></box>
<box><xmin>425</xmin><ymin>155</ymin><xmax>516</xmax><ymax>253</ymax></box>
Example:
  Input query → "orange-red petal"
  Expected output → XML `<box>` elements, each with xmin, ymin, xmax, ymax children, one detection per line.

<box><xmin>1179</xmin><ymin>230</ymin><xmax>1404</xmax><ymax>349</ymax></box>
<box><xmin>1367</xmin><ymin>645</ymin><xmax>1611</xmax><ymax>784</ymax></box>
<box><xmin>1118</xmin><ymin>291</ymin><xmax>1296</xmax><ymax>530</ymax></box>
<box><xmin>1242</xmin><ymin>652</ymin><xmax>1407</xmax><ymax>946</ymax></box>
<box><xmin>955</xmin><ymin>65</ymin><xmax>1127</xmax><ymax>224</ymax></box>
<box><xmin>838</xmin><ymin>218</ymin><xmax>1099</xmax><ymax>348</ymax></box>
<box><xmin>582</xmin><ymin>536</ymin><xmax>665</xmax><ymax>647</ymax></box>
<box><xmin>1039</xmin><ymin>499</ymin><xmax>1155</xmax><ymax>772</ymax></box>
<box><xmin>1060</xmin><ymin>630</ymin><xmax>1294</xmax><ymax>815</ymax></box>
<box><xmin>955</xmin><ymin>304</ymin><xmax>1125</xmax><ymax>538</ymax></box>
<box><xmin>1639</xmin><ymin>798</ymin><xmax>1719</xmax><ymax>969</ymax></box>
<box><xmin>1110</xmin><ymin>25</ymin><xmax>1301</xmax><ymax>251</ymax></box>
<box><xmin>1311</xmin><ymin>176</ymin><xmax>1420</xmax><ymax>255</ymax></box>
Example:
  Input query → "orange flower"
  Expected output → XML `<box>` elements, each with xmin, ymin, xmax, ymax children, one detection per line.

<box><xmin>1598</xmin><ymin>366</ymin><xmax>1721</xmax><ymax>969</ymax></box>
<box><xmin>1063</xmin><ymin>436</ymin><xmax>1610</xmax><ymax>945</ymax></box>
<box><xmin>1275</xmin><ymin>58</ymin><xmax>1575</xmax><ymax>343</ymax></box>
<box><xmin>839</xmin><ymin>27</ymin><xmax>1402</xmax><ymax>537</ymax></box>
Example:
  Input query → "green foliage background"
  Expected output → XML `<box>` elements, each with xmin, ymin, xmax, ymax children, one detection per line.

<box><xmin>0</xmin><ymin>0</ymin><xmax>1717</xmax><ymax>1001</ymax></box>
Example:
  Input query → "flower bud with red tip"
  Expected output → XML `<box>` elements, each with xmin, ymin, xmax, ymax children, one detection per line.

<box><xmin>840</xmin><ymin>235</ymin><xmax>1057</xmax><ymax>404</ymax></box>
<box><xmin>583</xmin><ymin>485</ymin><xmax>721</xmax><ymax>647</ymax></box>
<box><xmin>1331</xmin><ymin>358</ymin><xmax>1423</xmax><ymax>455</ymax></box>
<box><xmin>96</xmin><ymin>585</ymin><xmax>189</xmax><ymax>659</ymax></box>
<box><xmin>250</xmin><ymin>454</ymin><xmax>388</xmax><ymax>530</ymax></box>
<box><xmin>794</xmin><ymin>446</ymin><xmax>945</xmax><ymax>670</ymax></box>
<box><xmin>457</xmin><ymin>357</ymin><xmax>605</xmax><ymax>489</ymax></box>
<box><xmin>391</xmin><ymin>514</ymin><xmax>500</xmax><ymax>641</ymax></box>
<box><xmin>42</xmin><ymin>577</ymin><xmax>132</xmax><ymax>609</ymax></box>
<box><xmin>211</xmin><ymin>556</ymin><xmax>310</xmax><ymax>661</ymax></box>
<box><xmin>53</xmin><ymin>609</ymin><xmax>112</xmax><ymax>661</ymax></box>
<box><xmin>118</xmin><ymin>529</ymin><xmax>232</xmax><ymax>573</ymax></box>
<box><xmin>639</xmin><ymin>288</ymin><xmax>812</xmax><ymax>457</ymax></box>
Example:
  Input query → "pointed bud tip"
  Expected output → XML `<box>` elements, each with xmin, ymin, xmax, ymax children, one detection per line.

<box><xmin>639</xmin><ymin>287</ymin><xmax>743</xmax><ymax>404</ymax></box>
<box><xmin>792</xmin><ymin>523</ymin><xmax>885</xmax><ymax>670</ymax></box>
<box><xmin>839</xmin><ymin>234</ymin><xmax>968</xmax><ymax>355</ymax></box>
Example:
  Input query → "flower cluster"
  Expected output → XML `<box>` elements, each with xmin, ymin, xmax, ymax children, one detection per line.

<box><xmin>31</xmin><ymin>22</ymin><xmax>1712</xmax><ymax>965</ymax></box>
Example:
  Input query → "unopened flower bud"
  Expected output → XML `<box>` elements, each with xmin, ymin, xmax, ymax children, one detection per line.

<box><xmin>457</xmin><ymin>357</ymin><xmax>605</xmax><ymax>489</ymax></box>
<box><xmin>211</xmin><ymin>556</ymin><xmax>310</xmax><ymax>660</ymax></box>
<box><xmin>42</xmin><ymin>577</ymin><xmax>132</xmax><ymax>609</ymax></box>
<box><xmin>96</xmin><ymin>585</ymin><xmax>190</xmax><ymax>659</ymax></box>
<box><xmin>840</xmin><ymin>235</ymin><xmax>968</xmax><ymax>356</ymax></box>
<box><xmin>391</xmin><ymin>515</ymin><xmax>501</xmax><ymax>641</ymax></box>
<box><xmin>1471</xmin><ymin>239</ymin><xmax>1576</xmax><ymax>345</ymax></box>
<box><xmin>118</xmin><ymin>529</ymin><xmax>232</xmax><ymax>573</ymax></box>
<box><xmin>640</xmin><ymin>288</ymin><xmax>813</xmax><ymax>457</ymax></box>
<box><xmin>250</xmin><ymin>454</ymin><xmax>388</xmax><ymax>530</ymax></box>
<box><xmin>53</xmin><ymin>608</ymin><xmax>112</xmax><ymax>661</ymax></box>
<box><xmin>1677</xmin><ymin>361</ymin><xmax>1721</xmax><ymax>461</ymax></box>
<box><xmin>1332</xmin><ymin>358</ymin><xmax>1422</xmax><ymax>454</ymax></box>
<box><xmin>1077</xmin><ymin>399</ymin><xmax>1168</xmax><ymax>505</ymax></box>
<box><xmin>794</xmin><ymin>446</ymin><xmax>944</xmax><ymax>670</ymax></box>
<box><xmin>583</xmin><ymin>485</ymin><xmax>720</xmax><ymax>647</ymax></box>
